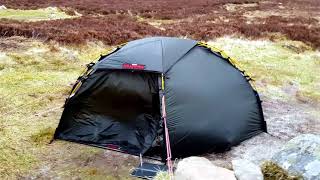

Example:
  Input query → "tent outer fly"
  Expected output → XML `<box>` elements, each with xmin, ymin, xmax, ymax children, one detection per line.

<box><xmin>54</xmin><ymin>37</ymin><xmax>267</xmax><ymax>162</ymax></box>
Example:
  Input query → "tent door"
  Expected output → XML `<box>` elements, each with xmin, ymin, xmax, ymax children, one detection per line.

<box><xmin>55</xmin><ymin>70</ymin><xmax>162</xmax><ymax>155</ymax></box>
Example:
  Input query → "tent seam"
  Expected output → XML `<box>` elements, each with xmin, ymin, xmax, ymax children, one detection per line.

<box><xmin>164</xmin><ymin>44</ymin><xmax>197</xmax><ymax>74</ymax></box>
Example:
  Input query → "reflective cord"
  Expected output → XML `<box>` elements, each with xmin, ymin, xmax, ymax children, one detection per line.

<box><xmin>161</xmin><ymin>75</ymin><xmax>173</xmax><ymax>179</ymax></box>
<box><xmin>139</xmin><ymin>153</ymin><xmax>143</xmax><ymax>167</ymax></box>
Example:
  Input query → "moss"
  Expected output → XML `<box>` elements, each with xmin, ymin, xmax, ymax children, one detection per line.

<box><xmin>0</xmin><ymin>7</ymin><xmax>79</xmax><ymax>21</ymax></box>
<box><xmin>261</xmin><ymin>161</ymin><xmax>302</xmax><ymax>180</ymax></box>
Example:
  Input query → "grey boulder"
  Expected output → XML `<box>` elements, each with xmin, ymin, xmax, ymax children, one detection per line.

<box><xmin>0</xmin><ymin>5</ymin><xmax>7</xmax><ymax>10</ymax></box>
<box><xmin>174</xmin><ymin>156</ymin><xmax>236</xmax><ymax>180</ymax></box>
<box><xmin>272</xmin><ymin>134</ymin><xmax>320</xmax><ymax>180</ymax></box>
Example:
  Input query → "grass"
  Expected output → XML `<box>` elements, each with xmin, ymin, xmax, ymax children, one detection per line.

<box><xmin>154</xmin><ymin>171</ymin><xmax>170</xmax><ymax>180</ymax></box>
<box><xmin>0</xmin><ymin>1</ymin><xmax>316</xmax><ymax>179</ymax></box>
<box><xmin>0</xmin><ymin>37</ymin><xmax>109</xmax><ymax>178</ymax></box>
<box><xmin>0</xmin><ymin>7</ymin><xmax>78</xmax><ymax>21</ymax></box>
<box><xmin>0</xmin><ymin>36</ymin><xmax>319</xmax><ymax>178</ymax></box>
<box><xmin>208</xmin><ymin>37</ymin><xmax>320</xmax><ymax>103</ymax></box>
<box><xmin>31</xmin><ymin>127</ymin><xmax>55</xmax><ymax>145</ymax></box>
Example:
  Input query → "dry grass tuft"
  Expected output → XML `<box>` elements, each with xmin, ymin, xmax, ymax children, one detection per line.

<box><xmin>31</xmin><ymin>127</ymin><xmax>55</xmax><ymax>145</ymax></box>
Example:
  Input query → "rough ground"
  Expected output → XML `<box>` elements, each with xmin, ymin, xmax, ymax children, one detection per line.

<box><xmin>207</xmin><ymin>96</ymin><xmax>320</xmax><ymax>169</ymax></box>
<box><xmin>0</xmin><ymin>0</ymin><xmax>319</xmax><ymax>179</ymax></box>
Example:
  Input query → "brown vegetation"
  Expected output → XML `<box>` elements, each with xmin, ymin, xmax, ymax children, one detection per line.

<box><xmin>0</xmin><ymin>15</ymin><xmax>163</xmax><ymax>45</ymax></box>
<box><xmin>0</xmin><ymin>0</ymin><xmax>319</xmax><ymax>47</ymax></box>
<box><xmin>0</xmin><ymin>0</ymin><xmax>319</xmax><ymax>46</ymax></box>
<box><xmin>164</xmin><ymin>15</ymin><xmax>320</xmax><ymax>48</ymax></box>
<box><xmin>1</xmin><ymin>0</ymin><xmax>259</xmax><ymax>19</ymax></box>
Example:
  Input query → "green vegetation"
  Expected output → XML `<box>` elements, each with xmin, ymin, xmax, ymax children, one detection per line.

<box><xmin>0</xmin><ymin>0</ymin><xmax>319</xmax><ymax>178</ymax></box>
<box><xmin>209</xmin><ymin>37</ymin><xmax>320</xmax><ymax>103</ymax></box>
<box><xmin>0</xmin><ymin>7</ymin><xmax>78</xmax><ymax>21</ymax></box>
<box><xmin>0</xmin><ymin>36</ymin><xmax>319</xmax><ymax>178</ymax></box>
<box><xmin>154</xmin><ymin>171</ymin><xmax>170</xmax><ymax>180</ymax></box>
<box><xmin>31</xmin><ymin>127</ymin><xmax>55</xmax><ymax>145</ymax></box>
<box><xmin>261</xmin><ymin>161</ymin><xmax>302</xmax><ymax>180</ymax></box>
<box><xmin>0</xmin><ymin>37</ymin><xmax>109</xmax><ymax>178</ymax></box>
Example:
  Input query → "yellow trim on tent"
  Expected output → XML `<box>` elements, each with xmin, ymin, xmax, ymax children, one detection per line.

<box><xmin>197</xmin><ymin>42</ymin><xmax>257</xmax><ymax>90</ymax></box>
<box><xmin>161</xmin><ymin>74</ymin><xmax>165</xmax><ymax>90</ymax></box>
<box><xmin>69</xmin><ymin>43</ymin><xmax>128</xmax><ymax>98</ymax></box>
<box><xmin>69</xmin><ymin>81</ymin><xmax>83</xmax><ymax>98</ymax></box>
<box><xmin>69</xmin><ymin>41</ymin><xmax>258</xmax><ymax>98</ymax></box>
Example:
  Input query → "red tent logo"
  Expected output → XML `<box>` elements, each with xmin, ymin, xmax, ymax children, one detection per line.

<box><xmin>122</xmin><ymin>63</ymin><xmax>145</xmax><ymax>70</ymax></box>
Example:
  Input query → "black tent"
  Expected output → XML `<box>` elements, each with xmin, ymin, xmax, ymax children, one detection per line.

<box><xmin>54</xmin><ymin>37</ymin><xmax>267</xmax><ymax>160</ymax></box>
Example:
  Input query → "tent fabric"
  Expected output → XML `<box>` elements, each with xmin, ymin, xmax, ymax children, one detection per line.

<box><xmin>55</xmin><ymin>71</ymin><xmax>161</xmax><ymax>154</ymax></box>
<box><xmin>165</xmin><ymin>46</ymin><xmax>265</xmax><ymax>157</ymax></box>
<box><xmin>54</xmin><ymin>36</ymin><xmax>266</xmax><ymax>160</ymax></box>
<box><xmin>94</xmin><ymin>37</ymin><xmax>197</xmax><ymax>72</ymax></box>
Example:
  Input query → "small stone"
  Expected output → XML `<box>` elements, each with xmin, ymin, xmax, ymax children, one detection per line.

<box><xmin>232</xmin><ymin>159</ymin><xmax>263</xmax><ymax>180</ymax></box>
<box><xmin>174</xmin><ymin>156</ymin><xmax>236</xmax><ymax>180</ymax></box>
<box><xmin>0</xmin><ymin>52</ymin><xmax>16</xmax><ymax>65</ymax></box>
<box><xmin>0</xmin><ymin>5</ymin><xmax>7</xmax><ymax>10</ymax></box>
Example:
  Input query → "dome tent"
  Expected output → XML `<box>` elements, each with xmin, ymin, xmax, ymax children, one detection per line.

<box><xmin>54</xmin><ymin>37</ymin><xmax>267</xmax><ymax>160</ymax></box>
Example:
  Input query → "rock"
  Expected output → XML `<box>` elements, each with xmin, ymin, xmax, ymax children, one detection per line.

<box><xmin>271</xmin><ymin>134</ymin><xmax>320</xmax><ymax>179</ymax></box>
<box><xmin>174</xmin><ymin>156</ymin><xmax>236</xmax><ymax>180</ymax></box>
<box><xmin>45</xmin><ymin>6</ymin><xmax>59</xmax><ymax>12</ymax></box>
<box><xmin>0</xmin><ymin>5</ymin><xmax>7</xmax><ymax>10</ymax></box>
<box><xmin>0</xmin><ymin>52</ymin><xmax>16</xmax><ymax>65</ymax></box>
<box><xmin>232</xmin><ymin>159</ymin><xmax>263</xmax><ymax>180</ymax></box>
<box><xmin>59</xmin><ymin>47</ymin><xmax>79</xmax><ymax>61</ymax></box>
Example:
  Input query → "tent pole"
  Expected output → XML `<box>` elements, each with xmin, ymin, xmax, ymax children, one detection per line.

<box><xmin>161</xmin><ymin>74</ymin><xmax>174</xmax><ymax>179</ymax></box>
